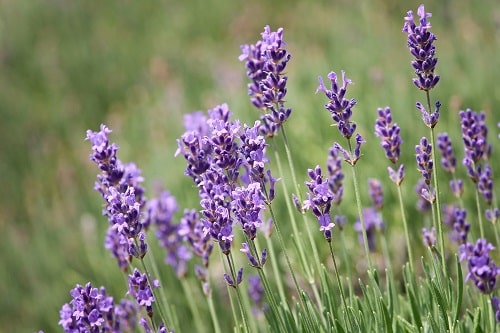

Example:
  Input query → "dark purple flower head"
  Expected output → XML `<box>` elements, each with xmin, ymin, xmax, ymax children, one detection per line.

<box><xmin>327</xmin><ymin>144</ymin><xmax>344</xmax><ymax>205</ymax></box>
<box><xmin>422</xmin><ymin>227</ymin><xmax>436</xmax><ymax>247</ymax></box>
<box><xmin>354</xmin><ymin>207</ymin><xmax>385</xmax><ymax>252</ymax></box>
<box><xmin>375</xmin><ymin>107</ymin><xmax>402</xmax><ymax>163</ymax></box>
<box><xmin>317</xmin><ymin>71</ymin><xmax>357</xmax><ymax>139</ymax></box>
<box><xmin>477</xmin><ymin>163</ymin><xmax>493</xmax><ymax>205</ymax></box>
<box><xmin>303</xmin><ymin>165</ymin><xmax>336</xmax><ymax>242</ymax></box>
<box><xmin>459</xmin><ymin>239</ymin><xmax>499</xmax><ymax>294</ymax></box>
<box><xmin>415</xmin><ymin>136</ymin><xmax>433</xmax><ymax>185</ymax></box>
<box><xmin>403</xmin><ymin>4</ymin><xmax>440</xmax><ymax>91</ymax></box>
<box><xmin>368</xmin><ymin>178</ymin><xmax>384</xmax><ymax>211</ymax></box>
<box><xmin>224</xmin><ymin>267</ymin><xmax>244</xmax><ymax>288</ymax></box>
<box><xmin>460</xmin><ymin>109</ymin><xmax>491</xmax><ymax>164</ymax></box>
<box><xmin>128</xmin><ymin>268</ymin><xmax>157</xmax><ymax>317</ymax></box>
<box><xmin>437</xmin><ymin>133</ymin><xmax>456</xmax><ymax>173</ymax></box>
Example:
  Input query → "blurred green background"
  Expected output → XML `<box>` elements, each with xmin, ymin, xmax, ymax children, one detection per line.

<box><xmin>1</xmin><ymin>0</ymin><xmax>499</xmax><ymax>331</ymax></box>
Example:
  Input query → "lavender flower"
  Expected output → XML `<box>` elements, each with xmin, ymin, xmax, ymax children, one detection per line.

<box><xmin>492</xmin><ymin>297</ymin><xmax>500</xmax><ymax>322</ymax></box>
<box><xmin>415</xmin><ymin>137</ymin><xmax>433</xmax><ymax>186</ymax></box>
<box><xmin>451</xmin><ymin>208</ymin><xmax>470</xmax><ymax>245</ymax></box>
<box><xmin>177</xmin><ymin>209</ymin><xmax>213</xmax><ymax>269</ymax></box>
<box><xmin>437</xmin><ymin>133</ymin><xmax>457</xmax><ymax>173</ymax></box>
<box><xmin>402</xmin><ymin>4</ymin><xmax>440</xmax><ymax>91</ymax></box>
<box><xmin>449</xmin><ymin>179</ymin><xmax>464</xmax><ymax>198</ymax></box>
<box><xmin>368</xmin><ymin>178</ymin><xmax>384</xmax><ymax>211</ymax></box>
<box><xmin>374</xmin><ymin>107</ymin><xmax>402</xmax><ymax>163</ymax></box>
<box><xmin>415</xmin><ymin>101</ymin><xmax>440</xmax><ymax>128</ymax></box>
<box><xmin>145</xmin><ymin>190</ymin><xmax>192</xmax><ymax>278</ymax></box>
<box><xmin>333</xmin><ymin>133</ymin><xmax>365</xmax><ymax>166</ymax></box>
<box><xmin>59</xmin><ymin>282</ymin><xmax>138</xmax><ymax>333</ymax></box>
<box><xmin>422</xmin><ymin>227</ymin><xmax>436</xmax><ymax>247</ymax></box>
<box><xmin>128</xmin><ymin>268</ymin><xmax>158</xmax><ymax>317</ymax></box>
<box><xmin>387</xmin><ymin>164</ymin><xmax>405</xmax><ymax>186</ymax></box>
<box><xmin>303</xmin><ymin>165</ymin><xmax>336</xmax><ymax>242</ymax></box>
<box><xmin>477</xmin><ymin>163</ymin><xmax>493</xmax><ymax>205</ymax></box>
<box><xmin>415</xmin><ymin>179</ymin><xmax>432</xmax><ymax>212</ymax></box>
<box><xmin>231</xmin><ymin>182</ymin><xmax>266</xmax><ymax>241</ymax></box>
<box><xmin>460</xmin><ymin>109</ymin><xmax>491</xmax><ymax>164</ymax></box>
<box><xmin>316</xmin><ymin>71</ymin><xmax>357</xmax><ymax>139</ymax></box>
<box><xmin>248</xmin><ymin>275</ymin><xmax>266</xmax><ymax>314</ymax></box>
<box><xmin>224</xmin><ymin>267</ymin><xmax>244</xmax><ymax>288</ymax></box>
<box><xmin>104</xmin><ymin>227</ymin><xmax>130</xmax><ymax>272</ymax></box>
<box><xmin>459</xmin><ymin>239</ymin><xmax>500</xmax><ymax>294</ymax></box>
<box><xmin>327</xmin><ymin>143</ymin><xmax>344</xmax><ymax>205</ymax></box>
<box><xmin>239</xmin><ymin>26</ymin><xmax>292</xmax><ymax>136</ymax></box>
<box><xmin>240</xmin><ymin>242</ymin><xmax>267</xmax><ymax>268</ymax></box>
<box><xmin>485</xmin><ymin>208</ymin><xmax>499</xmax><ymax>224</ymax></box>
<box><xmin>354</xmin><ymin>207</ymin><xmax>384</xmax><ymax>252</ymax></box>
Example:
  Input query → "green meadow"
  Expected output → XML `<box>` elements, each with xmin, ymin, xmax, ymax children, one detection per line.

<box><xmin>1</xmin><ymin>0</ymin><xmax>498</xmax><ymax>331</ymax></box>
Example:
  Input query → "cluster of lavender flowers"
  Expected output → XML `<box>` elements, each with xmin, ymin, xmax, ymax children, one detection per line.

<box><xmin>50</xmin><ymin>6</ymin><xmax>500</xmax><ymax>332</ymax></box>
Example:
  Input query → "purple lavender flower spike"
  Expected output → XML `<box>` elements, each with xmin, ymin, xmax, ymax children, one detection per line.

<box><xmin>327</xmin><ymin>143</ymin><xmax>345</xmax><ymax>205</ymax></box>
<box><xmin>416</xmin><ymin>101</ymin><xmax>440</xmax><ymax>128</ymax></box>
<box><xmin>354</xmin><ymin>207</ymin><xmax>385</xmax><ymax>252</ymax></box>
<box><xmin>368</xmin><ymin>178</ymin><xmax>384</xmax><ymax>211</ymax></box>
<box><xmin>317</xmin><ymin>71</ymin><xmax>357</xmax><ymax>139</ymax></box>
<box><xmin>437</xmin><ymin>133</ymin><xmax>456</xmax><ymax>173</ymax></box>
<box><xmin>403</xmin><ymin>4</ymin><xmax>440</xmax><ymax>91</ymax></box>
<box><xmin>387</xmin><ymin>164</ymin><xmax>405</xmax><ymax>186</ymax></box>
<box><xmin>239</xmin><ymin>26</ymin><xmax>292</xmax><ymax>136</ymax></box>
<box><xmin>105</xmin><ymin>227</ymin><xmax>130</xmax><ymax>271</ymax></box>
<box><xmin>485</xmin><ymin>208</ymin><xmax>499</xmax><ymax>224</ymax></box>
<box><xmin>449</xmin><ymin>179</ymin><xmax>463</xmax><ymax>198</ymax></box>
<box><xmin>477</xmin><ymin>163</ymin><xmax>493</xmax><ymax>205</ymax></box>
<box><xmin>178</xmin><ymin>209</ymin><xmax>213</xmax><ymax>269</ymax></box>
<box><xmin>492</xmin><ymin>297</ymin><xmax>500</xmax><ymax>322</ymax></box>
<box><xmin>415</xmin><ymin>179</ymin><xmax>432</xmax><ymax>212</ymax></box>
<box><xmin>231</xmin><ymin>182</ymin><xmax>266</xmax><ymax>240</ymax></box>
<box><xmin>415</xmin><ymin>137</ymin><xmax>433</xmax><ymax>185</ymax></box>
<box><xmin>451</xmin><ymin>208</ymin><xmax>470</xmax><ymax>245</ymax></box>
<box><xmin>241</xmin><ymin>242</ymin><xmax>261</xmax><ymax>268</ymax></box>
<box><xmin>460</xmin><ymin>109</ymin><xmax>491</xmax><ymax>164</ymax></box>
<box><xmin>224</xmin><ymin>267</ymin><xmax>244</xmax><ymax>288</ymax></box>
<box><xmin>59</xmin><ymin>282</ymin><xmax>137</xmax><ymax>332</ymax></box>
<box><xmin>303</xmin><ymin>165</ymin><xmax>336</xmax><ymax>242</ymax></box>
<box><xmin>422</xmin><ymin>227</ymin><xmax>436</xmax><ymax>247</ymax></box>
<box><xmin>375</xmin><ymin>107</ymin><xmax>403</xmax><ymax>163</ymax></box>
<box><xmin>248</xmin><ymin>275</ymin><xmax>266</xmax><ymax>314</ymax></box>
<box><xmin>128</xmin><ymin>268</ymin><xmax>157</xmax><ymax>317</ymax></box>
<box><xmin>459</xmin><ymin>239</ymin><xmax>499</xmax><ymax>294</ymax></box>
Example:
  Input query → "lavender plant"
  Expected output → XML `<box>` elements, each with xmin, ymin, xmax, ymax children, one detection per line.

<box><xmin>49</xmin><ymin>5</ymin><xmax>500</xmax><ymax>333</ymax></box>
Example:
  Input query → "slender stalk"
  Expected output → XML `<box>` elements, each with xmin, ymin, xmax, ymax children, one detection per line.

<box><xmin>349</xmin><ymin>154</ymin><xmax>374</xmax><ymax>271</ymax></box>
<box><xmin>329</xmin><ymin>243</ymin><xmax>353</xmax><ymax>330</ymax></box>
<box><xmin>206</xmin><ymin>287</ymin><xmax>222</xmax><ymax>333</ymax></box>
<box><xmin>426</xmin><ymin>91</ymin><xmax>446</xmax><ymax>273</ymax></box>
<box><xmin>473</xmin><ymin>187</ymin><xmax>485</xmax><ymax>239</ymax></box>
<box><xmin>339</xmin><ymin>232</ymin><xmax>354</xmax><ymax>301</ymax></box>
<box><xmin>396</xmin><ymin>184</ymin><xmax>414</xmax><ymax>272</ymax></box>
<box><xmin>181</xmin><ymin>279</ymin><xmax>205</xmax><ymax>333</ymax></box>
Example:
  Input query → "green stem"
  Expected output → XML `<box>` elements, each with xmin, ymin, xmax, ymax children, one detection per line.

<box><xmin>349</xmin><ymin>157</ymin><xmax>374</xmax><ymax>271</ymax></box>
<box><xmin>474</xmin><ymin>187</ymin><xmax>485</xmax><ymax>239</ymax></box>
<box><xmin>396</xmin><ymin>183</ymin><xmax>414</xmax><ymax>273</ymax></box>
<box><xmin>206</xmin><ymin>286</ymin><xmax>222</xmax><ymax>333</ymax></box>
<box><xmin>426</xmin><ymin>91</ymin><xmax>446</xmax><ymax>274</ymax></box>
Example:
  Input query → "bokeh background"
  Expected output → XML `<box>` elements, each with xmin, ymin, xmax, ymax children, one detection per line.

<box><xmin>1</xmin><ymin>0</ymin><xmax>499</xmax><ymax>331</ymax></box>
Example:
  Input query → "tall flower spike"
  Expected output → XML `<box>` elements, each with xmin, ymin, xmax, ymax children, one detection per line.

<box><xmin>415</xmin><ymin>137</ymin><xmax>433</xmax><ymax>185</ymax></box>
<box><xmin>317</xmin><ymin>71</ymin><xmax>357</xmax><ymax>139</ymax></box>
<box><xmin>239</xmin><ymin>26</ymin><xmax>292</xmax><ymax>137</ymax></box>
<box><xmin>459</xmin><ymin>239</ymin><xmax>500</xmax><ymax>294</ymax></box>
<box><xmin>403</xmin><ymin>4</ymin><xmax>440</xmax><ymax>91</ymax></box>
<box><xmin>374</xmin><ymin>107</ymin><xmax>402</xmax><ymax>163</ymax></box>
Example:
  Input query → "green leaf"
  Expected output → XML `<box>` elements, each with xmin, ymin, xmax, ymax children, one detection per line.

<box><xmin>378</xmin><ymin>297</ymin><xmax>393</xmax><ymax>333</ymax></box>
<box><xmin>452</xmin><ymin>254</ymin><xmax>464</xmax><ymax>328</ymax></box>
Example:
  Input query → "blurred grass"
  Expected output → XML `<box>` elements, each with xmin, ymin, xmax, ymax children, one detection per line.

<box><xmin>0</xmin><ymin>0</ymin><xmax>499</xmax><ymax>331</ymax></box>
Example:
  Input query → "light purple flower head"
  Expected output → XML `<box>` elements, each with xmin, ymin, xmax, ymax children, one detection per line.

<box><xmin>459</xmin><ymin>239</ymin><xmax>499</xmax><ymax>294</ymax></box>
<box><xmin>317</xmin><ymin>71</ymin><xmax>357</xmax><ymax>139</ymax></box>
<box><xmin>354</xmin><ymin>207</ymin><xmax>385</xmax><ymax>252</ymax></box>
